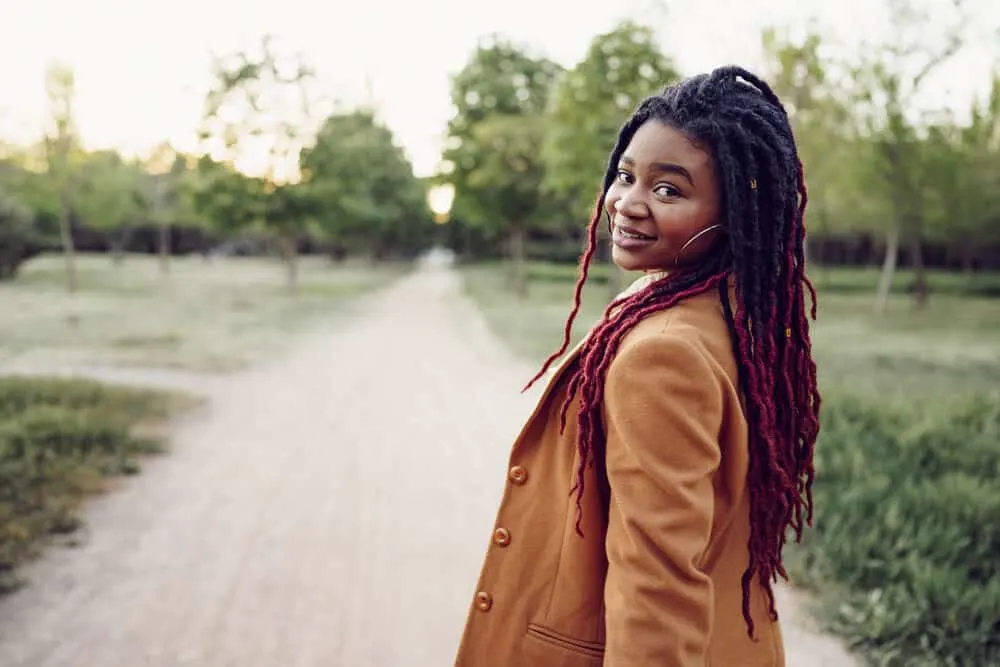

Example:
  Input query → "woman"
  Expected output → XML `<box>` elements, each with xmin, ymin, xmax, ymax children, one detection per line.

<box><xmin>455</xmin><ymin>65</ymin><xmax>820</xmax><ymax>666</ymax></box>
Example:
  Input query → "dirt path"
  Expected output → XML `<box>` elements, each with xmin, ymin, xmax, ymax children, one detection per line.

<box><xmin>0</xmin><ymin>268</ymin><xmax>857</xmax><ymax>666</ymax></box>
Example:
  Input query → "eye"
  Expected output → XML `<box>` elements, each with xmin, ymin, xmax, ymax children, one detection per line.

<box><xmin>654</xmin><ymin>183</ymin><xmax>681</xmax><ymax>198</ymax></box>
<box><xmin>615</xmin><ymin>169</ymin><xmax>633</xmax><ymax>184</ymax></box>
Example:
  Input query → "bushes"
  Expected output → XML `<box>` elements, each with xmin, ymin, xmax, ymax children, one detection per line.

<box><xmin>793</xmin><ymin>391</ymin><xmax>1000</xmax><ymax>665</ymax></box>
<box><xmin>0</xmin><ymin>376</ymin><xmax>184</xmax><ymax>594</ymax></box>
<box><xmin>520</xmin><ymin>259</ymin><xmax>1000</xmax><ymax>298</ymax></box>
<box><xmin>0</xmin><ymin>188</ymin><xmax>45</xmax><ymax>281</ymax></box>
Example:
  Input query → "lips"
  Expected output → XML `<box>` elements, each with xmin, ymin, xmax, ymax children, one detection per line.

<box><xmin>612</xmin><ymin>223</ymin><xmax>657</xmax><ymax>251</ymax></box>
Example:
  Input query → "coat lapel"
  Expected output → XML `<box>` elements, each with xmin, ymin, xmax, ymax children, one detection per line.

<box><xmin>514</xmin><ymin>271</ymin><xmax>670</xmax><ymax>439</ymax></box>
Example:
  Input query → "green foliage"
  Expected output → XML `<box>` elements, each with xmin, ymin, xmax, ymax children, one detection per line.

<box><xmin>0</xmin><ymin>188</ymin><xmax>44</xmax><ymax>280</ymax></box>
<box><xmin>0</xmin><ymin>377</ymin><xmax>181</xmax><ymax>593</ymax></box>
<box><xmin>192</xmin><ymin>155</ymin><xmax>266</xmax><ymax>233</ymax></box>
<box><xmin>300</xmin><ymin>109</ymin><xmax>434</xmax><ymax>258</ymax></box>
<box><xmin>161</xmin><ymin>153</ymin><xmax>204</xmax><ymax>227</ymax></box>
<box><xmin>542</xmin><ymin>20</ymin><xmax>679</xmax><ymax>223</ymax></box>
<box><xmin>42</xmin><ymin>61</ymin><xmax>81</xmax><ymax>292</ymax></box>
<box><xmin>443</xmin><ymin>36</ymin><xmax>562</xmax><ymax>231</ymax></box>
<box><xmin>76</xmin><ymin>150</ymin><xmax>145</xmax><ymax>235</ymax></box>
<box><xmin>794</xmin><ymin>392</ymin><xmax>1000</xmax><ymax>665</ymax></box>
<box><xmin>43</xmin><ymin>63</ymin><xmax>79</xmax><ymax>186</ymax></box>
<box><xmin>762</xmin><ymin>28</ymin><xmax>883</xmax><ymax>237</ymax></box>
<box><xmin>0</xmin><ymin>153</ymin><xmax>61</xmax><ymax>231</ymax></box>
<box><xmin>467</xmin><ymin>114</ymin><xmax>553</xmax><ymax>229</ymax></box>
<box><xmin>442</xmin><ymin>36</ymin><xmax>564</xmax><ymax>293</ymax></box>
<box><xmin>198</xmin><ymin>35</ymin><xmax>317</xmax><ymax>288</ymax></box>
<box><xmin>919</xmin><ymin>77</ymin><xmax>1000</xmax><ymax>247</ymax></box>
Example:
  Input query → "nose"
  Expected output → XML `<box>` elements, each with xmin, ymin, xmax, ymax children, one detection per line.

<box><xmin>612</xmin><ymin>191</ymin><xmax>648</xmax><ymax>220</ymax></box>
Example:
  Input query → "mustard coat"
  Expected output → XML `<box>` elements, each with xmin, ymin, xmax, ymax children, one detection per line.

<box><xmin>455</xmin><ymin>275</ymin><xmax>785</xmax><ymax>666</ymax></box>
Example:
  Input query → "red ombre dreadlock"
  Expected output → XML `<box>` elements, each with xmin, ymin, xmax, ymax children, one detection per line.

<box><xmin>523</xmin><ymin>66</ymin><xmax>821</xmax><ymax>638</ymax></box>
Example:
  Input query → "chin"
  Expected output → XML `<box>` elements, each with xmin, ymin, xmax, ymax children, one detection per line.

<box><xmin>611</xmin><ymin>246</ymin><xmax>663</xmax><ymax>273</ymax></box>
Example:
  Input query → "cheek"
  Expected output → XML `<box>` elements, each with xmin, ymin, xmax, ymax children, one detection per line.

<box><xmin>603</xmin><ymin>189</ymin><xmax>622</xmax><ymax>216</ymax></box>
<box><xmin>651</xmin><ymin>201</ymin><xmax>706</xmax><ymax>242</ymax></box>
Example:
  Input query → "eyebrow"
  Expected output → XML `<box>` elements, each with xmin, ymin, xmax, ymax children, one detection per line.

<box><xmin>620</xmin><ymin>156</ymin><xmax>695</xmax><ymax>186</ymax></box>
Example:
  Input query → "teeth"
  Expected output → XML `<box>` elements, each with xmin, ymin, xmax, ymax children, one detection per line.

<box><xmin>619</xmin><ymin>228</ymin><xmax>650</xmax><ymax>240</ymax></box>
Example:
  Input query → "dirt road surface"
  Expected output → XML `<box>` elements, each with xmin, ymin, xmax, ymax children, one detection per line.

<box><xmin>0</xmin><ymin>268</ymin><xmax>857</xmax><ymax>666</ymax></box>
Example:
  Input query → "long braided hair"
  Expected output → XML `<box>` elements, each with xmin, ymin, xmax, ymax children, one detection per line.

<box><xmin>523</xmin><ymin>65</ymin><xmax>820</xmax><ymax>636</ymax></box>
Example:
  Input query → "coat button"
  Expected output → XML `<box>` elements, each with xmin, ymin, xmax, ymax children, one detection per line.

<box><xmin>475</xmin><ymin>591</ymin><xmax>493</xmax><ymax>612</ymax></box>
<box><xmin>493</xmin><ymin>527</ymin><xmax>511</xmax><ymax>547</ymax></box>
<box><xmin>508</xmin><ymin>465</ymin><xmax>528</xmax><ymax>485</ymax></box>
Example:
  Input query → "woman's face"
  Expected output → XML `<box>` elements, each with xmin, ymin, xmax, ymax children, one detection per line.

<box><xmin>605</xmin><ymin>120</ymin><xmax>723</xmax><ymax>273</ymax></box>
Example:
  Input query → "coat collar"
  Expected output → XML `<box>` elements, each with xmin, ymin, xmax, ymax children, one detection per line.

<box><xmin>532</xmin><ymin>270</ymin><xmax>671</xmax><ymax>391</ymax></box>
<box><xmin>515</xmin><ymin>270</ymin><xmax>673</xmax><ymax>446</ymax></box>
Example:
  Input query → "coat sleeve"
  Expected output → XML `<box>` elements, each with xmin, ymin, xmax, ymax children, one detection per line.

<box><xmin>602</xmin><ymin>333</ymin><xmax>723</xmax><ymax>667</ymax></box>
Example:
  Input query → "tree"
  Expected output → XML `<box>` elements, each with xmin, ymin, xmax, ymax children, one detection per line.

<box><xmin>44</xmin><ymin>63</ymin><xmax>80</xmax><ymax>293</ymax></box>
<box><xmin>920</xmin><ymin>76</ymin><xmax>1000</xmax><ymax>272</ymax></box>
<box><xmin>849</xmin><ymin>0</ymin><xmax>970</xmax><ymax>313</ymax></box>
<box><xmin>761</xmin><ymin>28</ymin><xmax>863</xmax><ymax>270</ymax></box>
<box><xmin>191</xmin><ymin>155</ymin><xmax>265</xmax><ymax>239</ymax></box>
<box><xmin>442</xmin><ymin>36</ymin><xmax>563</xmax><ymax>295</ymax></box>
<box><xmin>76</xmin><ymin>150</ymin><xmax>144</xmax><ymax>264</ymax></box>
<box><xmin>958</xmin><ymin>74</ymin><xmax>1000</xmax><ymax>264</ymax></box>
<box><xmin>467</xmin><ymin>113</ymin><xmax>553</xmax><ymax>295</ymax></box>
<box><xmin>300</xmin><ymin>109</ymin><xmax>433</xmax><ymax>261</ymax></box>
<box><xmin>0</xmin><ymin>146</ymin><xmax>61</xmax><ymax>238</ymax></box>
<box><xmin>198</xmin><ymin>35</ymin><xmax>318</xmax><ymax>292</ymax></box>
<box><xmin>168</xmin><ymin>153</ymin><xmax>213</xmax><ymax>249</ymax></box>
<box><xmin>143</xmin><ymin>142</ymin><xmax>182</xmax><ymax>275</ymax></box>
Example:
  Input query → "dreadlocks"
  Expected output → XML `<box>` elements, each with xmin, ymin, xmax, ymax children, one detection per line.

<box><xmin>523</xmin><ymin>65</ymin><xmax>821</xmax><ymax>638</ymax></box>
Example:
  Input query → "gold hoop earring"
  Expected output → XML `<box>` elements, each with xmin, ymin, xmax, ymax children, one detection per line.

<box><xmin>674</xmin><ymin>224</ymin><xmax>723</xmax><ymax>267</ymax></box>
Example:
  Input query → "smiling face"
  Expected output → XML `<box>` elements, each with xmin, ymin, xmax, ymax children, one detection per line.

<box><xmin>605</xmin><ymin>120</ymin><xmax>723</xmax><ymax>273</ymax></box>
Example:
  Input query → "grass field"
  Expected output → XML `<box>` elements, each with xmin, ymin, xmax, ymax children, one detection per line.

<box><xmin>0</xmin><ymin>253</ymin><xmax>408</xmax><ymax>372</ymax></box>
<box><xmin>462</xmin><ymin>261</ymin><xmax>1000</xmax><ymax>396</ymax></box>
<box><xmin>0</xmin><ymin>376</ymin><xmax>197</xmax><ymax>594</ymax></box>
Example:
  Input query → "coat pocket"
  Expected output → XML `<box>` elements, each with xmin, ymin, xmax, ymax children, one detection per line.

<box><xmin>525</xmin><ymin>623</ymin><xmax>605</xmax><ymax>663</ymax></box>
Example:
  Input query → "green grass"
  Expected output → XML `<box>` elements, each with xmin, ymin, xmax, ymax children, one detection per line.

<box><xmin>463</xmin><ymin>261</ymin><xmax>1000</xmax><ymax>396</ymax></box>
<box><xmin>0</xmin><ymin>253</ymin><xmax>408</xmax><ymax>372</ymax></box>
<box><xmin>0</xmin><ymin>376</ymin><xmax>198</xmax><ymax>594</ymax></box>
<box><xmin>791</xmin><ymin>390</ymin><xmax>1000</xmax><ymax>666</ymax></box>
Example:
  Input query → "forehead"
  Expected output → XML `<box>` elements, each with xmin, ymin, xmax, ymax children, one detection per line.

<box><xmin>621</xmin><ymin>120</ymin><xmax>713</xmax><ymax>173</ymax></box>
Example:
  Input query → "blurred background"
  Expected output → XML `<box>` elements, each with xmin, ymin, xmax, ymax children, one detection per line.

<box><xmin>0</xmin><ymin>0</ymin><xmax>998</xmax><ymax>665</ymax></box>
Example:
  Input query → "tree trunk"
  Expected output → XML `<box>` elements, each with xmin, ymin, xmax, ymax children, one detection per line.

<box><xmin>908</xmin><ymin>232</ymin><xmax>929</xmax><ymax>309</ymax></box>
<box><xmin>159</xmin><ymin>221</ymin><xmax>171</xmax><ymax>276</ymax></box>
<box><xmin>874</xmin><ymin>225</ymin><xmax>899</xmax><ymax>316</ymax></box>
<box><xmin>280</xmin><ymin>235</ymin><xmax>298</xmax><ymax>295</ymax></box>
<box><xmin>110</xmin><ymin>226</ymin><xmax>133</xmax><ymax>267</ymax></box>
<box><xmin>154</xmin><ymin>178</ymin><xmax>170</xmax><ymax>276</ymax></box>
<box><xmin>59</xmin><ymin>197</ymin><xmax>77</xmax><ymax>294</ymax></box>
<box><xmin>509</xmin><ymin>227</ymin><xmax>528</xmax><ymax>299</ymax></box>
<box><xmin>960</xmin><ymin>241</ymin><xmax>975</xmax><ymax>276</ymax></box>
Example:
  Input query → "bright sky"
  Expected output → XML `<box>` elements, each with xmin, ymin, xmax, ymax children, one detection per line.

<box><xmin>1</xmin><ymin>0</ymin><xmax>997</xmax><ymax>178</ymax></box>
